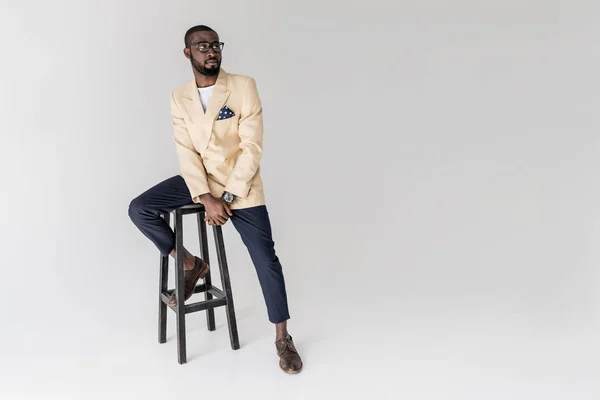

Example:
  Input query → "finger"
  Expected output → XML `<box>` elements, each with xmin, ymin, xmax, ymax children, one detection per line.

<box><xmin>216</xmin><ymin>215</ymin><xmax>227</xmax><ymax>225</ymax></box>
<box><xmin>219</xmin><ymin>212</ymin><xmax>230</xmax><ymax>224</ymax></box>
<box><xmin>223</xmin><ymin>202</ymin><xmax>233</xmax><ymax>217</ymax></box>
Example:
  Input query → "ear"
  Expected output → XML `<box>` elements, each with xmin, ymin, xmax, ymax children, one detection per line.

<box><xmin>183</xmin><ymin>47</ymin><xmax>191</xmax><ymax>60</ymax></box>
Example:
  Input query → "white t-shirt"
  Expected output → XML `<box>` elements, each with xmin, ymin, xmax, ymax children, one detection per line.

<box><xmin>198</xmin><ymin>85</ymin><xmax>214</xmax><ymax>112</ymax></box>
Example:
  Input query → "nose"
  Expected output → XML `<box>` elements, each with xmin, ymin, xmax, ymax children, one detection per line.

<box><xmin>206</xmin><ymin>47</ymin><xmax>217</xmax><ymax>57</ymax></box>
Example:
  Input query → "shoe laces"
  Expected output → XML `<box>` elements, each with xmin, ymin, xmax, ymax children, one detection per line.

<box><xmin>278</xmin><ymin>337</ymin><xmax>297</xmax><ymax>355</ymax></box>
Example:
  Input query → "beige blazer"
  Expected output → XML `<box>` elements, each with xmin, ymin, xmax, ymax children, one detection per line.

<box><xmin>170</xmin><ymin>69</ymin><xmax>265</xmax><ymax>210</ymax></box>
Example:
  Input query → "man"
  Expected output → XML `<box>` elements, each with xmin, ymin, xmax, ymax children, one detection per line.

<box><xmin>128</xmin><ymin>24</ymin><xmax>302</xmax><ymax>374</ymax></box>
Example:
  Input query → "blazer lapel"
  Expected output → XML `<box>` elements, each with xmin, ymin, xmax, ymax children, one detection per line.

<box><xmin>181</xmin><ymin>80</ymin><xmax>205</xmax><ymax>125</ymax></box>
<box><xmin>179</xmin><ymin>69</ymin><xmax>231</xmax><ymax>151</ymax></box>
<box><xmin>202</xmin><ymin>69</ymin><xmax>231</xmax><ymax>145</ymax></box>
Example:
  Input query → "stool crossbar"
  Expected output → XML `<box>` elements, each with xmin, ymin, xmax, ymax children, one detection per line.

<box><xmin>158</xmin><ymin>204</ymin><xmax>240</xmax><ymax>364</ymax></box>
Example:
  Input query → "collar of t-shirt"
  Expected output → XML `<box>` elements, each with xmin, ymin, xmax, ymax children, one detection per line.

<box><xmin>198</xmin><ymin>85</ymin><xmax>214</xmax><ymax>112</ymax></box>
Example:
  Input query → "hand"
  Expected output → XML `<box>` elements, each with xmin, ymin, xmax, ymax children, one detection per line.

<box><xmin>199</xmin><ymin>193</ymin><xmax>233</xmax><ymax>226</ymax></box>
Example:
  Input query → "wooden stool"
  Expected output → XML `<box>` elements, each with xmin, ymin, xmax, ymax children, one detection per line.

<box><xmin>158</xmin><ymin>204</ymin><xmax>240</xmax><ymax>364</ymax></box>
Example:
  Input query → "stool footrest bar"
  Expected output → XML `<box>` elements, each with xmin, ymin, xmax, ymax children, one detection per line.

<box><xmin>163</xmin><ymin>284</ymin><xmax>225</xmax><ymax>299</ymax></box>
<box><xmin>184</xmin><ymin>298</ymin><xmax>228</xmax><ymax>313</ymax></box>
<box><xmin>161</xmin><ymin>290</ymin><xmax>228</xmax><ymax>313</ymax></box>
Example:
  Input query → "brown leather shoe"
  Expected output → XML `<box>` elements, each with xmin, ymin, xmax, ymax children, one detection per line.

<box><xmin>167</xmin><ymin>257</ymin><xmax>209</xmax><ymax>306</ymax></box>
<box><xmin>275</xmin><ymin>335</ymin><xmax>303</xmax><ymax>374</ymax></box>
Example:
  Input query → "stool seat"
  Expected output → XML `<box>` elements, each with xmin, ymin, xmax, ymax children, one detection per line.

<box><xmin>158</xmin><ymin>204</ymin><xmax>239</xmax><ymax>364</ymax></box>
<box><xmin>178</xmin><ymin>203</ymin><xmax>206</xmax><ymax>214</ymax></box>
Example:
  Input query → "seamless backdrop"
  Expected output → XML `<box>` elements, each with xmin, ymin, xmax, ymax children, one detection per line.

<box><xmin>1</xmin><ymin>1</ymin><xmax>600</xmax><ymax>399</ymax></box>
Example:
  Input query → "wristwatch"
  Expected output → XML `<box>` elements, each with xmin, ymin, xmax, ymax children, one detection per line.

<box><xmin>222</xmin><ymin>191</ymin><xmax>235</xmax><ymax>204</ymax></box>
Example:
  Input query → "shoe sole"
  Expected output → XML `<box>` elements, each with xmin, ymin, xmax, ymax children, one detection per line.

<box><xmin>168</xmin><ymin>261</ymin><xmax>210</xmax><ymax>306</ymax></box>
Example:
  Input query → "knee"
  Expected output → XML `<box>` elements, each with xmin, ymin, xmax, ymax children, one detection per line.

<box><xmin>128</xmin><ymin>196</ymin><xmax>145</xmax><ymax>222</ymax></box>
<box><xmin>256</xmin><ymin>247</ymin><xmax>280</xmax><ymax>269</ymax></box>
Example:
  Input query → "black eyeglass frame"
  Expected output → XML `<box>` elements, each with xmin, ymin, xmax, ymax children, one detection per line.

<box><xmin>187</xmin><ymin>41</ymin><xmax>225</xmax><ymax>53</ymax></box>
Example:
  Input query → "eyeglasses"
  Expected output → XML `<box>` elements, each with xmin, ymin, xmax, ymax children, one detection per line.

<box><xmin>189</xmin><ymin>41</ymin><xmax>225</xmax><ymax>53</ymax></box>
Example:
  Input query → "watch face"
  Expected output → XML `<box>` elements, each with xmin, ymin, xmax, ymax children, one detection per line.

<box><xmin>224</xmin><ymin>193</ymin><xmax>233</xmax><ymax>202</ymax></box>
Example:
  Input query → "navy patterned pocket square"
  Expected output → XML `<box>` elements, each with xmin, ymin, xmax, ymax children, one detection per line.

<box><xmin>217</xmin><ymin>105</ymin><xmax>235</xmax><ymax>120</ymax></box>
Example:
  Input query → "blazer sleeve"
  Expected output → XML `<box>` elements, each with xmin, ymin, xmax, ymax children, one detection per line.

<box><xmin>224</xmin><ymin>77</ymin><xmax>264</xmax><ymax>198</ymax></box>
<box><xmin>171</xmin><ymin>91</ymin><xmax>211</xmax><ymax>202</ymax></box>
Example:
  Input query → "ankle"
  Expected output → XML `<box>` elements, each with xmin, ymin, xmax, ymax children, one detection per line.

<box><xmin>275</xmin><ymin>320</ymin><xmax>288</xmax><ymax>340</ymax></box>
<box><xmin>276</xmin><ymin>331</ymin><xmax>289</xmax><ymax>341</ymax></box>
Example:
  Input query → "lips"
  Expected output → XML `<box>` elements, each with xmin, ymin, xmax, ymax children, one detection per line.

<box><xmin>206</xmin><ymin>59</ymin><xmax>218</xmax><ymax>65</ymax></box>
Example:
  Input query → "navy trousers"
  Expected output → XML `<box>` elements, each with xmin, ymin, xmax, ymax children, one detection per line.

<box><xmin>128</xmin><ymin>175</ymin><xmax>290</xmax><ymax>324</ymax></box>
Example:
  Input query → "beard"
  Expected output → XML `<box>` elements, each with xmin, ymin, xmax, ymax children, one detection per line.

<box><xmin>191</xmin><ymin>56</ymin><xmax>221</xmax><ymax>76</ymax></box>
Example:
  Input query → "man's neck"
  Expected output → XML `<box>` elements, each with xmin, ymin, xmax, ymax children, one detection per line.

<box><xmin>194</xmin><ymin>70</ymin><xmax>218</xmax><ymax>88</ymax></box>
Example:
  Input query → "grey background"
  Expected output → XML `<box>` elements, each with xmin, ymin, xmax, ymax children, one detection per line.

<box><xmin>1</xmin><ymin>0</ymin><xmax>599</xmax><ymax>399</ymax></box>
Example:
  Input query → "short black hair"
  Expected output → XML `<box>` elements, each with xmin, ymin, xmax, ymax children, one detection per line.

<box><xmin>184</xmin><ymin>25</ymin><xmax>217</xmax><ymax>47</ymax></box>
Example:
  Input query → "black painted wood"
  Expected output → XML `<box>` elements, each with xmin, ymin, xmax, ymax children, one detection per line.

<box><xmin>158</xmin><ymin>212</ymin><xmax>170</xmax><ymax>344</ymax></box>
<box><xmin>164</xmin><ymin>283</ymin><xmax>209</xmax><ymax>297</ymax></box>
<box><xmin>174</xmin><ymin>209</ymin><xmax>187</xmax><ymax>364</ymax></box>
<box><xmin>208</xmin><ymin>286</ymin><xmax>225</xmax><ymax>298</ymax></box>
<box><xmin>185</xmin><ymin>298</ymin><xmax>228</xmax><ymax>313</ymax></box>
<box><xmin>179</xmin><ymin>203</ymin><xmax>206</xmax><ymax>215</ymax></box>
<box><xmin>161</xmin><ymin>285</ymin><xmax>225</xmax><ymax>307</ymax></box>
<box><xmin>197</xmin><ymin>212</ymin><xmax>216</xmax><ymax>331</ymax></box>
<box><xmin>160</xmin><ymin>292</ymin><xmax>171</xmax><ymax>306</ymax></box>
<box><xmin>162</xmin><ymin>284</ymin><xmax>225</xmax><ymax>301</ymax></box>
<box><xmin>213</xmin><ymin>225</ymin><xmax>240</xmax><ymax>350</ymax></box>
<box><xmin>156</xmin><ymin>206</ymin><xmax>240</xmax><ymax>364</ymax></box>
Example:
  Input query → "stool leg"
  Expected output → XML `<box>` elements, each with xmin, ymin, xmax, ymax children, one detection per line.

<box><xmin>158</xmin><ymin>213</ymin><xmax>170</xmax><ymax>344</ymax></box>
<box><xmin>174</xmin><ymin>209</ymin><xmax>187</xmax><ymax>364</ymax></box>
<box><xmin>197</xmin><ymin>212</ymin><xmax>216</xmax><ymax>331</ymax></box>
<box><xmin>213</xmin><ymin>225</ymin><xmax>240</xmax><ymax>350</ymax></box>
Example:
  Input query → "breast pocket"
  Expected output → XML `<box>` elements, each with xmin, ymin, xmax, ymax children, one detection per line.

<box><xmin>213</xmin><ymin>113</ymin><xmax>239</xmax><ymax>137</ymax></box>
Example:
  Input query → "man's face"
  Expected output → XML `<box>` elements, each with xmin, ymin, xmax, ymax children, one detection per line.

<box><xmin>185</xmin><ymin>30</ymin><xmax>222</xmax><ymax>76</ymax></box>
